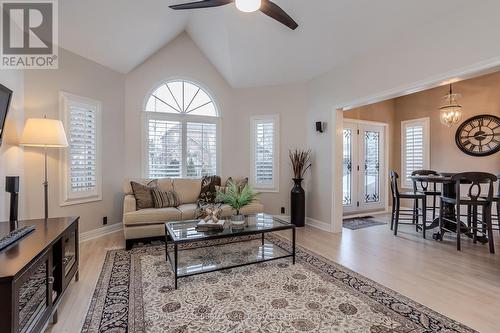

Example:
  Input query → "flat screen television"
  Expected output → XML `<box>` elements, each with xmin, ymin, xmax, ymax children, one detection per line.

<box><xmin>0</xmin><ymin>83</ymin><xmax>13</xmax><ymax>147</ymax></box>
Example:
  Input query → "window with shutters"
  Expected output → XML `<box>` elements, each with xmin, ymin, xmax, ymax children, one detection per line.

<box><xmin>143</xmin><ymin>80</ymin><xmax>220</xmax><ymax>178</ymax></box>
<box><xmin>250</xmin><ymin>115</ymin><xmax>279</xmax><ymax>192</ymax></box>
<box><xmin>60</xmin><ymin>92</ymin><xmax>102</xmax><ymax>205</ymax></box>
<box><xmin>401</xmin><ymin>118</ymin><xmax>430</xmax><ymax>188</ymax></box>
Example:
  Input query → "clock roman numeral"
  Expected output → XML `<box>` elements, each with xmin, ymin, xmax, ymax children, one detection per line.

<box><xmin>457</xmin><ymin>115</ymin><xmax>500</xmax><ymax>156</ymax></box>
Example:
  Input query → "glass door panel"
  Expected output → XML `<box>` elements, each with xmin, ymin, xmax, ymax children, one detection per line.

<box><xmin>343</xmin><ymin>120</ymin><xmax>386</xmax><ymax>215</ymax></box>
<box><xmin>364</xmin><ymin>131</ymin><xmax>380</xmax><ymax>204</ymax></box>
<box><xmin>18</xmin><ymin>255</ymin><xmax>50</xmax><ymax>333</ymax></box>
<box><xmin>359</xmin><ymin>123</ymin><xmax>385</xmax><ymax>212</ymax></box>
<box><xmin>343</xmin><ymin>129</ymin><xmax>353</xmax><ymax>206</ymax></box>
<box><xmin>342</xmin><ymin>121</ymin><xmax>358</xmax><ymax>214</ymax></box>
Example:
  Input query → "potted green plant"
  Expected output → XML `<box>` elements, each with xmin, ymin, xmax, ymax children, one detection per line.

<box><xmin>216</xmin><ymin>182</ymin><xmax>258</xmax><ymax>227</ymax></box>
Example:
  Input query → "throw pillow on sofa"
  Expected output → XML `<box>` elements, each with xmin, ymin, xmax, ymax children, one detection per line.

<box><xmin>130</xmin><ymin>180</ymin><xmax>158</xmax><ymax>209</ymax></box>
<box><xmin>198</xmin><ymin>175</ymin><xmax>221</xmax><ymax>205</ymax></box>
<box><xmin>225</xmin><ymin>177</ymin><xmax>248</xmax><ymax>191</ymax></box>
<box><xmin>151</xmin><ymin>188</ymin><xmax>180</xmax><ymax>208</ymax></box>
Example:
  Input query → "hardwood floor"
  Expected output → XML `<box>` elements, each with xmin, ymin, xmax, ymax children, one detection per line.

<box><xmin>47</xmin><ymin>215</ymin><xmax>500</xmax><ymax>333</ymax></box>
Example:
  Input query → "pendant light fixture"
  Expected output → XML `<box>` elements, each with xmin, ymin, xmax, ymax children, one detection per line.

<box><xmin>235</xmin><ymin>0</ymin><xmax>261</xmax><ymax>13</ymax></box>
<box><xmin>439</xmin><ymin>84</ymin><xmax>463</xmax><ymax>127</ymax></box>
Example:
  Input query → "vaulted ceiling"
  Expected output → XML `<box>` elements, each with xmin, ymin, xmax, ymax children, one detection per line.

<box><xmin>60</xmin><ymin>0</ymin><xmax>483</xmax><ymax>88</ymax></box>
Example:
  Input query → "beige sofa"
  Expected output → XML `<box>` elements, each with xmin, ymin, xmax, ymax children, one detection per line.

<box><xmin>123</xmin><ymin>178</ymin><xmax>264</xmax><ymax>249</ymax></box>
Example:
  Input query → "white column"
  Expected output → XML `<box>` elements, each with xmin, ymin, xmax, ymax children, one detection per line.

<box><xmin>330</xmin><ymin>108</ymin><xmax>344</xmax><ymax>233</ymax></box>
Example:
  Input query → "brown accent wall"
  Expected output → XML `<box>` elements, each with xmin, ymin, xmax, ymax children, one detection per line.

<box><xmin>394</xmin><ymin>71</ymin><xmax>500</xmax><ymax>178</ymax></box>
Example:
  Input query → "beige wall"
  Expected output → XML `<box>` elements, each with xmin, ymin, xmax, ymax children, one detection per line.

<box><xmin>1</xmin><ymin>33</ymin><xmax>309</xmax><ymax>231</ymax></box>
<box><xmin>393</xmin><ymin>71</ymin><xmax>500</xmax><ymax>177</ymax></box>
<box><xmin>0</xmin><ymin>71</ymin><xmax>25</xmax><ymax>220</ymax></box>
<box><xmin>23</xmin><ymin>49</ymin><xmax>126</xmax><ymax>232</ymax></box>
<box><xmin>125</xmin><ymin>32</ymin><xmax>309</xmax><ymax>216</ymax></box>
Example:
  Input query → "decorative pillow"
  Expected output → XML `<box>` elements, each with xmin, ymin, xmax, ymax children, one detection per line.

<box><xmin>198</xmin><ymin>175</ymin><xmax>221</xmax><ymax>206</ymax></box>
<box><xmin>151</xmin><ymin>188</ymin><xmax>180</xmax><ymax>208</ymax></box>
<box><xmin>225</xmin><ymin>177</ymin><xmax>248</xmax><ymax>191</ymax></box>
<box><xmin>130</xmin><ymin>180</ymin><xmax>158</xmax><ymax>210</ymax></box>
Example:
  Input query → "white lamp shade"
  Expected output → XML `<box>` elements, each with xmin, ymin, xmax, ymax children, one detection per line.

<box><xmin>19</xmin><ymin>118</ymin><xmax>68</xmax><ymax>148</ymax></box>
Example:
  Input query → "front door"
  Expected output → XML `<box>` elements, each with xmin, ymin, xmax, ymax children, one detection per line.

<box><xmin>343</xmin><ymin>120</ymin><xmax>386</xmax><ymax>215</ymax></box>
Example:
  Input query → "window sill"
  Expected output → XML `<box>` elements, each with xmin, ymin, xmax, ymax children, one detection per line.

<box><xmin>60</xmin><ymin>196</ymin><xmax>102</xmax><ymax>207</ymax></box>
<box><xmin>253</xmin><ymin>188</ymin><xmax>279</xmax><ymax>193</ymax></box>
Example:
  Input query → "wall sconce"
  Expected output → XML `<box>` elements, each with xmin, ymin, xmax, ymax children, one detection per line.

<box><xmin>316</xmin><ymin>122</ymin><xmax>326</xmax><ymax>133</ymax></box>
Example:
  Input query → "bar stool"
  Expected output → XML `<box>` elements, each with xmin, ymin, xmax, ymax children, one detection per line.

<box><xmin>390</xmin><ymin>171</ymin><xmax>427</xmax><ymax>238</ymax></box>
<box><xmin>488</xmin><ymin>174</ymin><xmax>499</xmax><ymax>235</ymax></box>
<box><xmin>439</xmin><ymin>172</ymin><xmax>497</xmax><ymax>253</ymax></box>
<box><xmin>412</xmin><ymin>170</ymin><xmax>441</xmax><ymax>221</ymax></box>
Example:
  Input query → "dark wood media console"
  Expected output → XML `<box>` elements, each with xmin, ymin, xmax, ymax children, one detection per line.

<box><xmin>0</xmin><ymin>217</ymin><xmax>79</xmax><ymax>333</ymax></box>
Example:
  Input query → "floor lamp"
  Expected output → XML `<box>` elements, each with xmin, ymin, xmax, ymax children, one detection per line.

<box><xmin>20</xmin><ymin>118</ymin><xmax>68</xmax><ymax>220</ymax></box>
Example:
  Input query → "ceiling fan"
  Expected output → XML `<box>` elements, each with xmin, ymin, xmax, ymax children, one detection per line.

<box><xmin>169</xmin><ymin>0</ymin><xmax>299</xmax><ymax>30</ymax></box>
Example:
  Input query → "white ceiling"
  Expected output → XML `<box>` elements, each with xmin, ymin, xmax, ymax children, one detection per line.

<box><xmin>60</xmin><ymin>0</ymin><xmax>480</xmax><ymax>88</ymax></box>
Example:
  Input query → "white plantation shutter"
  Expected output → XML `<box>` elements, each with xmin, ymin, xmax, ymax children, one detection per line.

<box><xmin>69</xmin><ymin>105</ymin><xmax>97</xmax><ymax>192</ymax></box>
<box><xmin>255</xmin><ymin>122</ymin><xmax>274</xmax><ymax>184</ymax></box>
<box><xmin>186</xmin><ymin>122</ymin><xmax>217</xmax><ymax>177</ymax></box>
<box><xmin>148</xmin><ymin>119</ymin><xmax>182</xmax><ymax>178</ymax></box>
<box><xmin>402</xmin><ymin>118</ymin><xmax>430</xmax><ymax>187</ymax></box>
<box><xmin>251</xmin><ymin>115</ymin><xmax>279</xmax><ymax>191</ymax></box>
<box><xmin>60</xmin><ymin>92</ymin><xmax>102</xmax><ymax>205</ymax></box>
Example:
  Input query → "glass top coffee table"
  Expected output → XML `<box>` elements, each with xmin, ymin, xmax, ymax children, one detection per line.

<box><xmin>164</xmin><ymin>214</ymin><xmax>295</xmax><ymax>289</ymax></box>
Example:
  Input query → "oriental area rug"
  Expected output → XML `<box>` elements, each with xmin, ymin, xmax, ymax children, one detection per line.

<box><xmin>82</xmin><ymin>235</ymin><xmax>475</xmax><ymax>333</ymax></box>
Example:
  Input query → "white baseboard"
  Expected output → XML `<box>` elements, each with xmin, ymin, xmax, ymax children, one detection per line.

<box><xmin>273</xmin><ymin>214</ymin><xmax>333</xmax><ymax>232</ymax></box>
<box><xmin>306</xmin><ymin>217</ymin><xmax>333</xmax><ymax>232</ymax></box>
<box><xmin>80</xmin><ymin>223</ymin><xmax>123</xmax><ymax>243</ymax></box>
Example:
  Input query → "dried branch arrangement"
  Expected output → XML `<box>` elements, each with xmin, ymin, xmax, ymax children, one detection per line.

<box><xmin>289</xmin><ymin>149</ymin><xmax>312</xmax><ymax>179</ymax></box>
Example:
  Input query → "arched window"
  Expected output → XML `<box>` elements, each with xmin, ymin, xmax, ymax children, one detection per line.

<box><xmin>144</xmin><ymin>80</ymin><xmax>220</xmax><ymax>178</ymax></box>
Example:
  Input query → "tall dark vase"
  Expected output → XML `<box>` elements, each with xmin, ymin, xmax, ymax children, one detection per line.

<box><xmin>291</xmin><ymin>178</ymin><xmax>305</xmax><ymax>227</ymax></box>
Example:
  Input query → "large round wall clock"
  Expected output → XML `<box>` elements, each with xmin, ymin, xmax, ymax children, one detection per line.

<box><xmin>455</xmin><ymin>114</ymin><xmax>500</xmax><ymax>157</ymax></box>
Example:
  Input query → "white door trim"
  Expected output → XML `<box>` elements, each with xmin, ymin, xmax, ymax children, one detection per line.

<box><xmin>342</xmin><ymin>119</ymin><xmax>389</xmax><ymax>215</ymax></box>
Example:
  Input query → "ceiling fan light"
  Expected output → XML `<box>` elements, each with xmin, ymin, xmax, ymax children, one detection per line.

<box><xmin>235</xmin><ymin>0</ymin><xmax>261</xmax><ymax>13</ymax></box>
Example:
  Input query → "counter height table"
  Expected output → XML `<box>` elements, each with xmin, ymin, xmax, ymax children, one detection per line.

<box><xmin>410</xmin><ymin>172</ymin><xmax>490</xmax><ymax>243</ymax></box>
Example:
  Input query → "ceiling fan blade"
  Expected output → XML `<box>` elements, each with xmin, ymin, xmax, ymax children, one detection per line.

<box><xmin>169</xmin><ymin>0</ymin><xmax>233</xmax><ymax>10</ymax></box>
<box><xmin>260</xmin><ymin>0</ymin><xmax>298</xmax><ymax>30</ymax></box>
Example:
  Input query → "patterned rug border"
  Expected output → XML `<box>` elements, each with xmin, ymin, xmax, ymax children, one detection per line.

<box><xmin>82</xmin><ymin>234</ymin><xmax>476</xmax><ymax>333</ymax></box>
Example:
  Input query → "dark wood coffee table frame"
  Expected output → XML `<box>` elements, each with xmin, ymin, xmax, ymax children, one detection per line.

<box><xmin>164</xmin><ymin>218</ymin><xmax>295</xmax><ymax>289</ymax></box>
